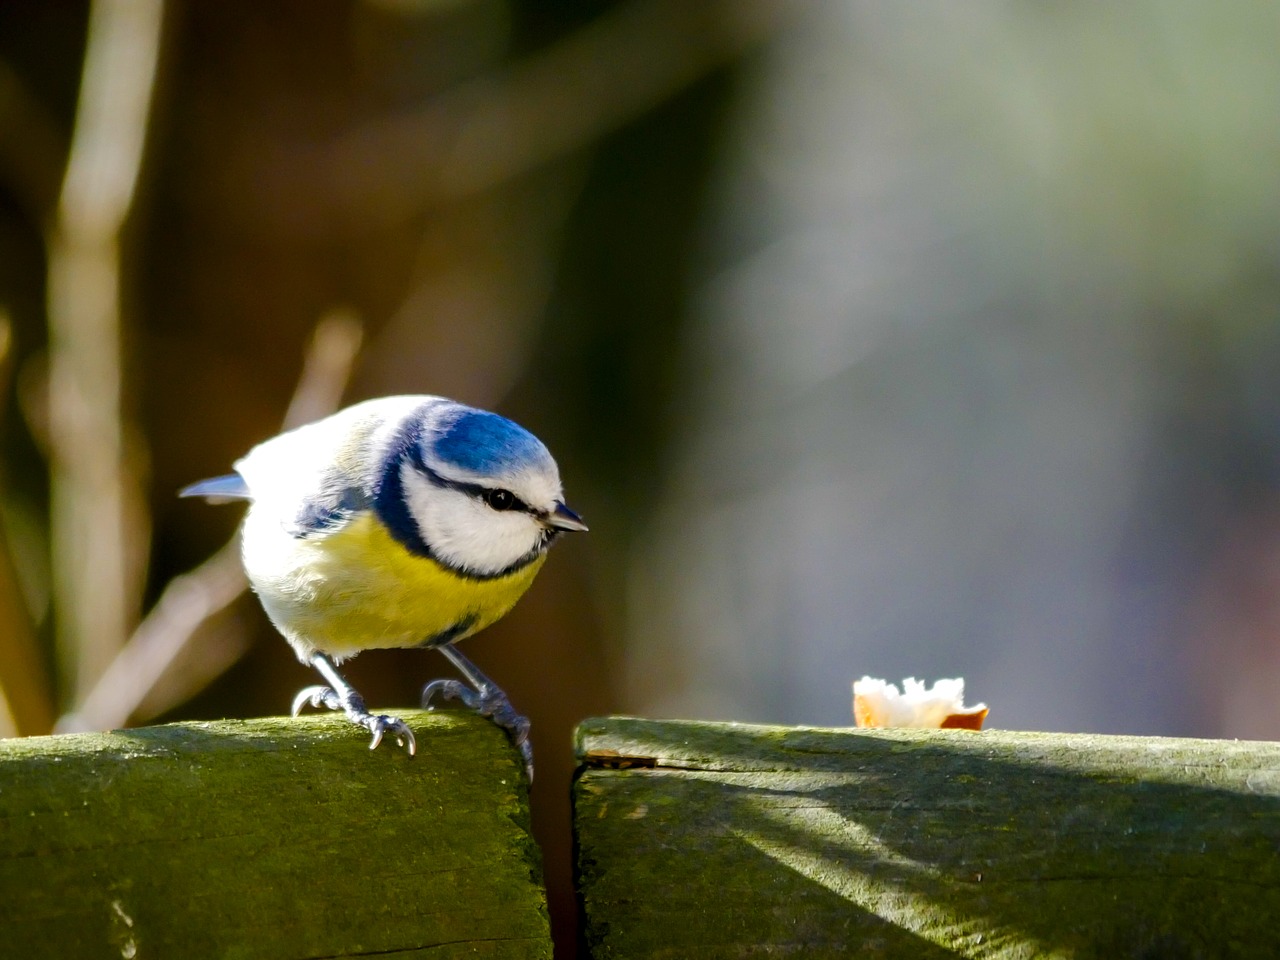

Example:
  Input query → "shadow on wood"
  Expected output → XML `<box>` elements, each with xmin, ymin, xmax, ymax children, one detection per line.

<box><xmin>573</xmin><ymin>718</ymin><xmax>1280</xmax><ymax>959</ymax></box>
<box><xmin>0</xmin><ymin>710</ymin><xmax>550</xmax><ymax>959</ymax></box>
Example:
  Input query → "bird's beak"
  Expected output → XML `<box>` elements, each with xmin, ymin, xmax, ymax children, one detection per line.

<box><xmin>546</xmin><ymin>501</ymin><xmax>589</xmax><ymax>532</ymax></box>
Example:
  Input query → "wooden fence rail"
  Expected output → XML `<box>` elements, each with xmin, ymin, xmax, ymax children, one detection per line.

<box><xmin>0</xmin><ymin>710</ymin><xmax>550</xmax><ymax>960</ymax></box>
<box><xmin>573</xmin><ymin>718</ymin><xmax>1280</xmax><ymax>959</ymax></box>
<box><xmin>6</xmin><ymin>712</ymin><xmax>1280</xmax><ymax>958</ymax></box>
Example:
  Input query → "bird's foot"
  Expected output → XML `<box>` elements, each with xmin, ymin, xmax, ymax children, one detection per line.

<box><xmin>422</xmin><ymin>679</ymin><xmax>533</xmax><ymax>781</ymax></box>
<box><xmin>291</xmin><ymin>684</ymin><xmax>416</xmax><ymax>756</ymax></box>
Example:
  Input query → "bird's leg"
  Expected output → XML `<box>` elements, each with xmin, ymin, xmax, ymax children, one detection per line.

<box><xmin>292</xmin><ymin>652</ymin><xmax>416</xmax><ymax>756</ymax></box>
<box><xmin>422</xmin><ymin>645</ymin><xmax>533</xmax><ymax>781</ymax></box>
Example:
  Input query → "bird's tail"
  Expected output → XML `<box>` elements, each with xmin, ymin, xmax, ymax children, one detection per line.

<box><xmin>179</xmin><ymin>473</ymin><xmax>251</xmax><ymax>502</ymax></box>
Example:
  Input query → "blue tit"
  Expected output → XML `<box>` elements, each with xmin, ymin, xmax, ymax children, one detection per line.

<box><xmin>181</xmin><ymin>394</ymin><xmax>587</xmax><ymax>778</ymax></box>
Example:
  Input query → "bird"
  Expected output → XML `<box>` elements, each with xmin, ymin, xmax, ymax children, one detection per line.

<box><xmin>180</xmin><ymin>394</ymin><xmax>587</xmax><ymax>779</ymax></box>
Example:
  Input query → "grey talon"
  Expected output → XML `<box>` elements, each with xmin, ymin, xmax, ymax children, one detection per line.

<box><xmin>423</xmin><ymin>645</ymin><xmax>534</xmax><ymax>781</ymax></box>
<box><xmin>291</xmin><ymin>684</ymin><xmax>338</xmax><ymax>717</ymax></box>
<box><xmin>421</xmin><ymin>678</ymin><xmax>462</xmax><ymax>708</ymax></box>
<box><xmin>367</xmin><ymin>716</ymin><xmax>416</xmax><ymax>756</ymax></box>
<box><xmin>292</xmin><ymin>654</ymin><xmax>416</xmax><ymax>757</ymax></box>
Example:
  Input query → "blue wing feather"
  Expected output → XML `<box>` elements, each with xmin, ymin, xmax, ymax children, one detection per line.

<box><xmin>290</xmin><ymin>482</ymin><xmax>371</xmax><ymax>538</ymax></box>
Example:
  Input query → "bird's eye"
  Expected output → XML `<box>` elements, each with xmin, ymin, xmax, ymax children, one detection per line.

<box><xmin>485</xmin><ymin>488</ymin><xmax>516</xmax><ymax>511</ymax></box>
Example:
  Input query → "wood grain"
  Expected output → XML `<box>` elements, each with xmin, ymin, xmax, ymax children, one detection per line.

<box><xmin>0</xmin><ymin>710</ymin><xmax>550</xmax><ymax>959</ymax></box>
<box><xmin>574</xmin><ymin>717</ymin><xmax>1280</xmax><ymax>959</ymax></box>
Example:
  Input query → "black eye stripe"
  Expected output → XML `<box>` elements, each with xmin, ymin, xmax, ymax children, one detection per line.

<box><xmin>411</xmin><ymin>460</ymin><xmax>536</xmax><ymax>515</ymax></box>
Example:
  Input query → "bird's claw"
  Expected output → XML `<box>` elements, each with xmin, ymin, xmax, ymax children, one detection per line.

<box><xmin>423</xmin><ymin>679</ymin><xmax>534</xmax><ymax>782</ymax></box>
<box><xmin>291</xmin><ymin>684</ymin><xmax>340</xmax><ymax>716</ymax></box>
<box><xmin>421</xmin><ymin>678</ymin><xmax>470</xmax><ymax>710</ymax></box>
<box><xmin>512</xmin><ymin>731</ymin><xmax>533</xmax><ymax>784</ymax></box>
<box><xmin>364</xmin><ymin>714</ymin><xmax>416</xmax><ymax>755</ymax></box>
<box><xmin>290</xmin><ymin>684</ymin><xmax>416</xmax><ymax>756</ymax></box>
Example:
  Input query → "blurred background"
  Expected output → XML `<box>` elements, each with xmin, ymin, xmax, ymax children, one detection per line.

<box><xmin>1</xmin><ymin>0</ymin><xmax>1278</xmax><ymax>953</ymax></box>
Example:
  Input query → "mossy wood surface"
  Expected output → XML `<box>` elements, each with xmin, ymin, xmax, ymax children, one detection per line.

<box><xmin>574</xmin><ymin>717</ymin><xmax>1280</xmax><ymax>959</ymax></box>
<box><xmin>0</xmin><ymin>710</ymin><xmax>550</xmax><ymax>960</ymax></box>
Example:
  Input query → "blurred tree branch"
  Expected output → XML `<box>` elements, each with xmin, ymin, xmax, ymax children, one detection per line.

<box><xmin>58</xmin><ymin>311</ymin><xmax>363</xmax><ymax>734</ymax></box>
<box><xmin>47</xmin><ymin>0</ymin><xmax>164</xmax><ymax>704</ymax></box>
<box><xmin>246</xmin><ymin>0</ymin><xmax>794</xmax><ymax>230</ymax></box>
<box><xmin>0</xmin><ymin>313</ymin><xmax>54</xmax><ymax>736</ymax></box>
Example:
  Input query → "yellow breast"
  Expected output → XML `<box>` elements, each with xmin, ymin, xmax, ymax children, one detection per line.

<box><xmin>243</xmin><ymin>511</ymin><xmax>547</xmax><ymax>661</ymax></box>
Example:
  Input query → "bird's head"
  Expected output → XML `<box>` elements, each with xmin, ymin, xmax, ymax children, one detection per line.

<box><xmin>392</xmin><ymin>401</ymin><xmax>587</xmax><ymax>578</ymax></box>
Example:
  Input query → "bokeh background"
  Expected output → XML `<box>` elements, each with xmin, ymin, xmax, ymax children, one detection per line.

<box><xmin>2</xmin><ymin>0</ymin><xmax>1278</xmax><ymax>954</ymax></box>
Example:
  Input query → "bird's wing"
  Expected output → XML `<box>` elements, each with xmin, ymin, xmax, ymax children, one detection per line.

<box><xmin>198</xmin><ymin>395</ymin><xmax>438</xmax><ymax>538</ymax></box>
<box><xmin>288</xmin><ymin>477</ymin><xmax>373</xmax><ymax>538</ymax></box>
<box><xmin>239</xmin><ymin>398</ymin><xmax>431</xmax><ymax>539</ymax></box>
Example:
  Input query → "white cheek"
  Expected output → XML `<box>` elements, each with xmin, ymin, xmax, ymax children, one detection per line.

<box><xmin>402</xmin><ymin>467</ymin><xmax>542</xmax><ymax>574</ymax></box>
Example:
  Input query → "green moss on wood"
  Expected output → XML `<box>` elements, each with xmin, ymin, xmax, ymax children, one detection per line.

<box><xmin>574</xmin><ymin>718</ymin><xmax>1280</xmax><ymax>959</ymax></box>
<box><xmin>0</xmin><ymin>710</ymin><xmax>551</xmax><ymax>960</ymax></box>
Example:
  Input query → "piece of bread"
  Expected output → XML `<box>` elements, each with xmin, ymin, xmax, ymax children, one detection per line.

<box><xmin>853</xmin><ymin>676</ymin><xmax>988</xmax><ymax>730</ymax></box>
